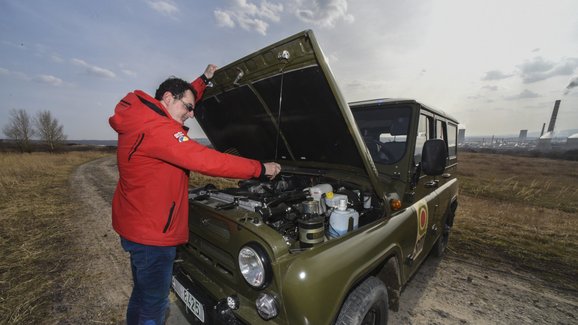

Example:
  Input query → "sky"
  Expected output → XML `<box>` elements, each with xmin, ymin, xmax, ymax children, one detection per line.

<box><xmin>1</xmin><ymin>0</ymin><xmax>578</xmax><ymax>140</ymax></box>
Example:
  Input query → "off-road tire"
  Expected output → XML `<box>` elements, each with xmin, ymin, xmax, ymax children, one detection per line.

<box><xmin>335</xmin><ymin>276</ymin><xmax>388</xmax><ymax>325</ymax></box>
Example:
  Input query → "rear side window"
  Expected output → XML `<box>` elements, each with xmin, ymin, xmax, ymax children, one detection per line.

<box><xmin>436</xmin><ymin>120</ymin><xmax>445</xmax><ymax>140</ymax></box>
<box><xmin>447</xmin><ymin>123</ymin><xmax>457</xmax><ymax>158</ymax></box>
<box><xmin>414</xmin><ymin>114</ymin><xmax>432</xmax><ymax>162</ymax></box>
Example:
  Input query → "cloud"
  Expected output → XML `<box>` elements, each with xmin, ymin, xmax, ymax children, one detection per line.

<box><xmin>121</xmin><ymin>69</ymin><xmax>137</xmax><ymax>77</ymax></box>
<box><xmin>482</xmin><ymin>85</ymin><xmax>498</xmax><ymax>91</ymax></box>
<box><xmin>294</xmin><ymin>0</ymin><xmax>354</xmax><ymax>28</ymax></box>
<box><xmin>214</xmin><ymin>0</ymin><xmax>283</xmax><ymax>35</ymax></box>
<box><xmin>518</xmin><ymin>56</ymin><xmax>578</xmax><ymax>83</ymax></box>
<box><xmin>0</xmin><ymin>67</ymin><xmax>27</xmax><ymax>80</ymax></box>
<box><xmin>51</xmin><ymin>54</ymin><xmax>64</xmax><ymax>63</ymax></box>
<box><xmin>71</xmin><ymin>58</ymin><xmax>116</xmax><ymax>78</ymax></box>
<box><xmin>259</xmin><ymin>0</ymin><xmax>284</xmax><ymax>22</ymax></box>
<box><xmin>326</xmin><ymin>53</ymin><xmax>339</xmax><ymax>64</ymax></box>
<box><xmin>238</xmin><ymin>17</ymin><xmax>270</xmax><ymax>35</ymax></box>
<box><xmin>213</xmin><ymin>0</ymin><xmax>354</xmax><ymax>35</ymax></box>
<box><xmin>215</xmin><ymin>10</ymin><xmax>235</xmax><ymax>28</ymax></box>
<box><xmin>32</xmin><ymin>74</ymin><xmax>63</xmax><ymax>86</ymax></box>
<box><xmin>482</xmin><ymin>70</ymin><xmax>513</xmax><ymax>81</ymax></box>
<box><xmin>505</xmin><ymin>89</ymin><xmax>540</xmax><ymax>100</ymax></box>
<box><xmin>147</xmin><ymin>0</ymin><xmax>178</xmax><ymax>17</ymax></box>
<box><xmin>343</xmin><ymin>79</ymin><xmax>388</xmax><ymax>95</ymax></box>
<box><xmin>564</xmin><ymin>76</ymin><xmax>578</xmax><ymax>95</ymax></box>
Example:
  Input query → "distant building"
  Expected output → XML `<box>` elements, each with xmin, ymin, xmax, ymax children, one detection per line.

<box><xmin>518</xmin><ymin>130</ymin><xmax>527</xmax><ymax>143</ymax></box>
<box><xmin>567</xmin><ymin>133</ymin><xmax>578</xmax><ymax>150</ymax></box>
<box><xmin>458</xmin><ymin>129</ymin><xmax>466</xmax><ymax>145</ymax></box>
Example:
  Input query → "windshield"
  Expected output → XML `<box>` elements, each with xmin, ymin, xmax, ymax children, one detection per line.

<box><xmin>352</xmin><ymin>105</ymin><xmax>412</xmax><ymax>164</ymax></box>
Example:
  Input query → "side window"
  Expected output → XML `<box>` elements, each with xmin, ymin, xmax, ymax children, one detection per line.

<box><xmin>447</xmin><ymin>123</ymin><xmax>457</xmax><ymax>158</ymax></box>
<box><xmin>436</xmin><ymin>120</ymin><xmax>445</xmax><ymax>140</ymax></box>
<box><xmin>414</xmin><ymin>114</ymin><xmax>432</xmax><ymax>162</ymax></box>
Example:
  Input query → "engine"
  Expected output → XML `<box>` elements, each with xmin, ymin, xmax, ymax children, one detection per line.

<box><xmin>188</xmin><ymin>174</ymin><xmax>381</xmax><ymax>249</ymax></box>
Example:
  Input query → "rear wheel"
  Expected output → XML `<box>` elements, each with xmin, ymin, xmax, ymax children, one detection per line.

<box><xmin>335</xmin><ymin>276</ymin><xmax>388</xmax><ymax>325</ymax></box>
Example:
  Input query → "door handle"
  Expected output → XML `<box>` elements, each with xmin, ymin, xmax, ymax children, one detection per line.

<box><xmin>425</xmin><ymin>180</ymin><xmax>439</xmax><ymax>188</ymax></box>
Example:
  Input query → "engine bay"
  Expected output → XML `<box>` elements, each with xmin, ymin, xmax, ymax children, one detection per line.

<box><xmin>188</xmin><ymin>174</ymin><xmax>383</xmax><ymax>249</ymax></box>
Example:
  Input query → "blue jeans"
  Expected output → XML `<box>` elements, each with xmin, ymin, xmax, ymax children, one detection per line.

<box><xmin>121</xmin><ymin>237</ymin><xmax>176</xmax><ymax>325</ymax></box>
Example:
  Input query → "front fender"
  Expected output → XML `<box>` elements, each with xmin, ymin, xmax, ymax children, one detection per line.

<box><xmin>276</xmin><ymin>208</ymin><xmax>415</xmax><ymax>325</ymax></box>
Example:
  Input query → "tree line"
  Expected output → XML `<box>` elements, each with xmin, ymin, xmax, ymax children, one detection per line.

<box><xmin>2</xmin><ymin>108</ymin><xmax>67</xmax><ymax>153</ymax></box>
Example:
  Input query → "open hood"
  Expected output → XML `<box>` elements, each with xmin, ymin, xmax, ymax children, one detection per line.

<box><xmin>196</xmin><ymin>30</ymin><xmax>384</xmax><ymax>196</ymax></box>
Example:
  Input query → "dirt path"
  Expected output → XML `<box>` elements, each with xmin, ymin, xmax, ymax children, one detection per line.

<box><xmin>66</xmin><ymin>156</ymin><xmax>130</xmax><ymax>323</ymax></box>
<box><xmin>70</xmin><ymin>156</ymin><xmax>578</xmax><ymax>324</ymax></box>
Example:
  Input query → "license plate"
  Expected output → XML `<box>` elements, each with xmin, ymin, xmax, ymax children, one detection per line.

<box><xmin>172</xmin><ymin>276</ymin><xmax>205</xmax><ymax>323</ymax></box>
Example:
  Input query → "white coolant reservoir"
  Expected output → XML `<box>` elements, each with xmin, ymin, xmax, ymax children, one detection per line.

<box><xmin>328</xmin><ymin>199</ymin><xmax>359</xmax><ymax>238</ymax></box>
<box><xmin>325</xmin><ymin>192</ymin><xmax>348</xmax><ymax>208</ymax></box>
<box><xmin>308</xmin><ymin>184</ymin><xmax>333</xmax><ymax>201</ymax></box>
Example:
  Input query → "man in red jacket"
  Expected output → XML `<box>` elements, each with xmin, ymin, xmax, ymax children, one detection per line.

<box><xmin>109</xmin><ymin>64</ymin><xmax>281</xmax><ymax>325</ymax></box>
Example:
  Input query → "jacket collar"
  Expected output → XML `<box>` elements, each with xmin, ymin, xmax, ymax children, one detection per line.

<box><xmin>136</xmin><ymin>93</ymin><xmax>189</xmax><ymax>131</ymax></box>
<box><xmin>137</xmin><ymin>94</ymin><xmax>167</xmax><ymax>117</ymax></box>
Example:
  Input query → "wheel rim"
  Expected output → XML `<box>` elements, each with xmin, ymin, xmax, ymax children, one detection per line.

<box><xmin>362</xmin><ymin>303</ymin><xmax>384</xmax><ymax>325</ymax></box>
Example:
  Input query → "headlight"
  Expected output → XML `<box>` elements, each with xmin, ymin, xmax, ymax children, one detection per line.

<box><xmin>238</xmin><ymin>243</ymin><xmax>271</xmax><ymax>289</ymax></box>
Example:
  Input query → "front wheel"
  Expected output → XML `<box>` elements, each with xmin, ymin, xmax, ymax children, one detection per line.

<box><xmin>335</xmin><ymin>276</ymin><xmax>388</xmax><ymax>325</ymax></box>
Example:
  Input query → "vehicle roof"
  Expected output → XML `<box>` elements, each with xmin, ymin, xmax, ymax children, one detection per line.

<box><xmin>349</xmin><ymin>98</ymin><xmax>459</xmax><ymax>124</ymax></box>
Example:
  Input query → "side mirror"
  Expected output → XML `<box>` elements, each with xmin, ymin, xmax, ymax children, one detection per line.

<box><xmin>421</xmin><ymin>139</ymin><xmax>447</xmax><ymax>176</ymax></box>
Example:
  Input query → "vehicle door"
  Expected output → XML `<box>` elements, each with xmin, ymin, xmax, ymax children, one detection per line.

<box><xmin>407</xmin><ymin>111</ymin><xmax>440</xmax><ymax>273</ymax></box>
<box><xmin>432</xmin><ymin>119</ymin><xmax>458</xmax><ymax>224</ymax></box>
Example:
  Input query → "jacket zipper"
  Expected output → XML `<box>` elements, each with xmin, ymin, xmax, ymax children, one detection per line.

<box><xmin>128</xmin><ymin>133</ymin><xmax>145</xmax><ymax>161</ymax></box>
<box><xmin>163</xmin><ymin>201</ymin><xmax>176</xmax><ymax>233</ymax></box>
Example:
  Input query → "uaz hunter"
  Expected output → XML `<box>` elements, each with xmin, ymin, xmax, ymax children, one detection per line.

<box><xmin>171</xmin><ymin>30</ymin><xmax>459</xmax><ymax>325</ymax></box>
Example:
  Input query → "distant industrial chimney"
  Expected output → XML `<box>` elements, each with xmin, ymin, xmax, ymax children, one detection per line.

<box><xmin>540</xmin><ymin>123</ymin><xmax>546</xmax><ymax>137</ymax></box>
<box><xmin>547</xmin><ymin>100</ymin><xmax>561</xmax><ymax>133</ymax></box>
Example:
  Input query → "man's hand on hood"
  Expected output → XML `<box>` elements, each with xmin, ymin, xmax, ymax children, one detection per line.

<box><xmin>263</xmin><ymin>162</ymin><xmax>281</xmax><ymax>180</ymax></box>
<box><xmin>203</xmin><ymin>64</ymin><xmax>218</xmax><ymax>80</ymax></box>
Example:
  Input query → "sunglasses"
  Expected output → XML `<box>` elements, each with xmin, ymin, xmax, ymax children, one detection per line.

<box><xmin>175</xmin><ymin>97</ymin><xmax>195</xmax><ymax>113</ymax></box>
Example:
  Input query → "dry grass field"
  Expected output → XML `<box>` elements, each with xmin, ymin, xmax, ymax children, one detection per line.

<box><xmin>452</xmin><ymin>152</ymin><xmax>578</xmax><ymax>290</ymax></box>
<box><xmin>0</xmin><ymin>150</ymin><xmax>576</xmax><ymax>324</ymax></box>
<box><xmin>0</xmin><ymin>152</ymin><xmax>111</xmax><ymax>325</ymax></box>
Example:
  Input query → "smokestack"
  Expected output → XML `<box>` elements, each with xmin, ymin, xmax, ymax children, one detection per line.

<box><xmin>540</xmin><ymin>123</ymin><xmax>545</xmax><ymax>137</ymax></box>
<box><xmin>547</xmin><ymin>100</ymin><xmax>560</xmax><ymax>133</ymax></box>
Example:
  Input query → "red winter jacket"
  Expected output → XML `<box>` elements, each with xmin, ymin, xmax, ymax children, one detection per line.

<box><xmin>109</xmin><ymin>77</ymin><xmax>263</xmax><ymax>246</ymax></box>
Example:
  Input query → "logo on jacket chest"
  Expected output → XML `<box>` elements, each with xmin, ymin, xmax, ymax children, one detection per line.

<box><xmin>173</xmin><ymin>131</ymin><xmax>190</xmax><ymax>143</ymax></box>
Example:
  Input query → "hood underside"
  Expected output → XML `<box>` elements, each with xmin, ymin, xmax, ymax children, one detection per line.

<box><xmin>195</xmin><ymin>30</ymin><xmax>370</xmax><ymax>172</ymax></box>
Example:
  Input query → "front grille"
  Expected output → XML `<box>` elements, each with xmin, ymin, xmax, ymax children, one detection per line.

<box><xmin>186</xmin><ymin>233</ymin><xmax>236</xmax><ymax>280</ymax></box>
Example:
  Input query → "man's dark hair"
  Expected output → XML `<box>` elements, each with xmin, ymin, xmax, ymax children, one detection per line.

<box><xmin>154</xmin><ymin>76</ymin><xmax>197</xmax><ymax>100</ymax></box>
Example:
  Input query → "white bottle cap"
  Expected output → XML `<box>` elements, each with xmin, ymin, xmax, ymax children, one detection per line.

<box><xmin>338</xmin><ymin>198</ymin><xmax>347</xmax><ymax>211</ymax></box>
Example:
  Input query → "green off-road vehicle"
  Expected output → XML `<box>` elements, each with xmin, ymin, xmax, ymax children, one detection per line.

<box><xmin>172</xmin><ymin>30</ymin><xmax>459</xmax><ymax>325</ymax></box>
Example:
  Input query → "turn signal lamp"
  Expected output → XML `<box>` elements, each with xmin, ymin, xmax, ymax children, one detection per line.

<box><xmin>390</xmin><ymin>198</ymin><xmax>402</xmax><ymax>211</ymax></box>
<box><xmin>256</xmin><ymin>293</ymin><xmax>278</xmax><ymax>320</ymax></box>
